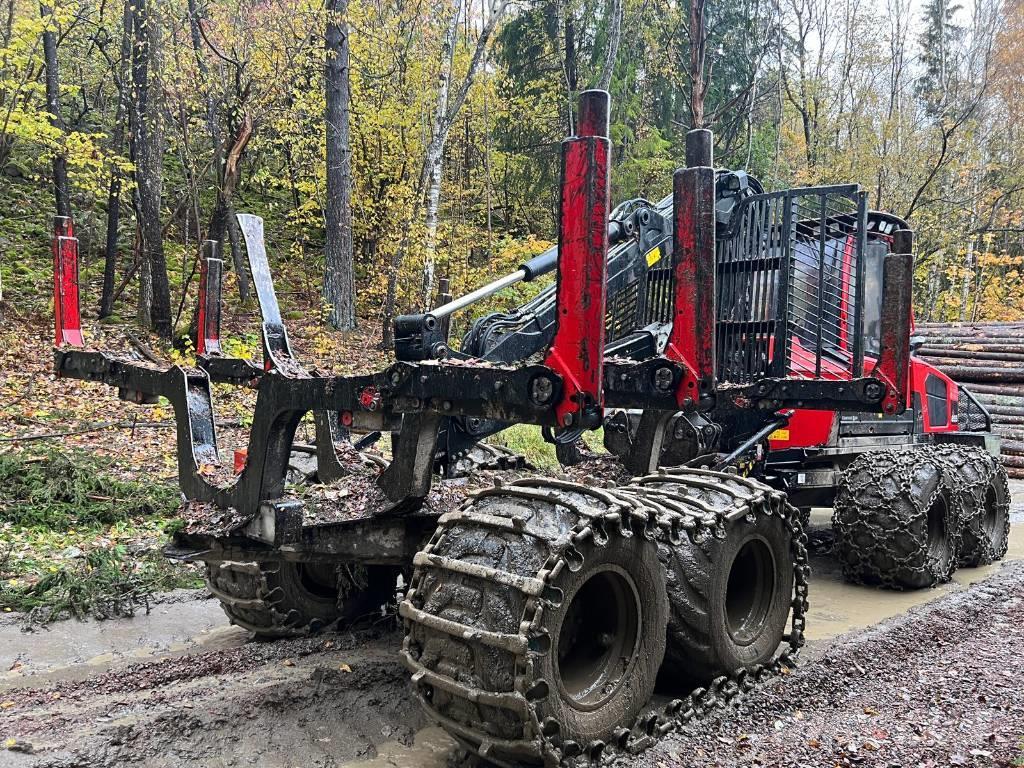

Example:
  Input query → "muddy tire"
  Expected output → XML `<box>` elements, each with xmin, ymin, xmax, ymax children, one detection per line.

<box><xmin>649</xmin><ymin>473</ymin><xmax>796</xmax><ymax>682</ymax></box>
<box><xmin>401</xmin><ymin>479</ymin><xmax>667</xmax><ymax>765</ymax></box>
<box><xmin>930</xmin><ymin>445</ymin><xmax>1010</xmax><ymax>566</ymax></box>
<box><xmin>206</xmin><ymin>561</ymin><xmax>396</xmax><ymax>637</ymax></box>
<box><xmin>833</xmin><ymin>450</ymin><xmax>962</xmax><ymax>589</ymax></box>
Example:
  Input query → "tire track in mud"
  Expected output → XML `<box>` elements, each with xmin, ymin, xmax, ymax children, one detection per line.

<box><xmin>0</xmin><ymin>627</ymin><xmax>425</xmax><ymax>768</ymax></box>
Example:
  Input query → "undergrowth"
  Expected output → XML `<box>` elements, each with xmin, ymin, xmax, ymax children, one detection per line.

<box><xmin>0</xmin><ymin>447</ymin><xmax>201</xmax><ymax>622</ymax></box>
<box><xmin>0</xmin><ymin>447</ymin><xmax>178</xmax><ymax>528</ymax></box>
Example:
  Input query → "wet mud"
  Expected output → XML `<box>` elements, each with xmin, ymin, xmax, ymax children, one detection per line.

<box><xmin>1</xmin><ymin>484</ymin><xmax>1022</xmax><ymax>767</ymax></box>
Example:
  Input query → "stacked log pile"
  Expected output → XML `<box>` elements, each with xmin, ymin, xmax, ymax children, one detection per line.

<box><xmin>916</xmin><ymin>322</ymin><xmax>1024</xmax><ymax>479</ymax></box>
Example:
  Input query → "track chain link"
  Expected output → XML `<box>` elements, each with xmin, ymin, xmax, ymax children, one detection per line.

<box><xmin>447</xmin><ymin>442</ymin><xmax>533</xmax><ymax>477</ymax></box>
<box><xmin>928</xmin><ymin>443</ymin><xmax>1010</xmax><ymax>566</ymax></box>
<box><xmin>205</xmin><ymin>561</ymin><xmax>316</xmax><ymax>637</ymax></box>
<box><xmin>401</xmin><ymin>467</ymin><xmax>809</xmax><ymax>766</ymax></box>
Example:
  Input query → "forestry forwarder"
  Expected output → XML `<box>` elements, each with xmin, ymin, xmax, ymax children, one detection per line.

<box><xmin>49</xmin><ymin>90</ymin><xmax>1008</xmax><ymax>765</ymax></box>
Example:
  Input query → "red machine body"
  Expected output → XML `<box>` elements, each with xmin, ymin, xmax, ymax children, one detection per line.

<box><xmin>770</xmin><ymin>356</ymin><xmax>963</xmax><ymax>451</ymax></box>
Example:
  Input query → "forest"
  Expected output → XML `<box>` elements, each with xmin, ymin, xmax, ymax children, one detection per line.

<box><xmin>1</xmin><ymin>0</ymin><xmax>1023</xmax><ymax>342</ymax></box>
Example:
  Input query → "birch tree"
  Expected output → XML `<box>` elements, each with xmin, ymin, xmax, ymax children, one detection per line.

<box><xmin>419</xmin><ymin>0</ymin><xmax>510</xmax><ymax>307</ymax></box>
<box><xmin>380</xmin><ymin>0</ymin><xmax>509</xmax><ymax>344</ymax></box>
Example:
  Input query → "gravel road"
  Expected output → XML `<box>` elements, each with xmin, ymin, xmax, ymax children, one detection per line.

<box><xmin>640</xmin><ymin>559</ymin><xmax>1024</xmax><ymax>768</ymax></box>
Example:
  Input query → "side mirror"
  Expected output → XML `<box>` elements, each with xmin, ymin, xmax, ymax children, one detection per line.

<box><xmin>909</xmin><ymin>335</ymin><xmax>925</xmax><ymax>353</ymax></box>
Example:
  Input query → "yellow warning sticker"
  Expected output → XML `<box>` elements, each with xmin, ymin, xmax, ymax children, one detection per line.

<box><xmin>645</xmin><ymin>246</ymin><xmax>662</xmax><ymax>267</ymax></box>
<box><xmin>768</xmin><ymin>429</ymin><xmax>790</xmax><ymax>441</ymax></box>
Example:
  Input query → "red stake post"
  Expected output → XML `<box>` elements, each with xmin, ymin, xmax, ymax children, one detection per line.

<box><xmin>663</xmin><ymin>129</ymin><xmax>717</xmax><ymax>407</ymax></box>
<box><xmin>871</xmin><ymin>229</ymin><xmax>914</xmax><ymax>414</ymax></box>
<box><xmin>52</xmin><ymin>216</ymin><xmax>84</xmax><ymax>348</ymax></box>
<box><xmin>543</xmin><ymin>90</ymin><xmax>612</xmax><ymax>429</ymax></box>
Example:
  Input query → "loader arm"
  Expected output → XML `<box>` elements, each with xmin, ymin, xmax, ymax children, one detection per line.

<box><xmin>50</xmin><ymin>89</ymin><xmax>909</xmax><ymax>520</ymax></box>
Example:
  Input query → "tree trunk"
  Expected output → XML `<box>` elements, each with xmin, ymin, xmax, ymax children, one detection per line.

<box><xmin>419</xmin><ymin>0</ymin><xmax>461</xmax><ymax>309</ymax></box>
<box><xmin>206</xmin><ymin>118</ymin><xmax>253</xmax><ymax>301</ymax></box>
<box><xmin>688</xmin><ymin>0</ymin><xmax>707</xmax><ymax>128</ymax></box>
<box><xmin>131</xmin><ymin>0</ymin><xmax>170</xmax><ymax>336</ymax></box>
<box><xmin>100</xmin><ymin>0</ymin><xmax>134</xmax><ymax>319</ymax></box>
<box><xmin>382</xmin><ymin>0</ymin><xmax>509</xmax><ymax>344</ymax></box>
<box><xmin>323</xmin><ymin>0</ymin><xmax>356</xmax><ymax>329</ymax></box>
<box><xmin>188</xmin><ymin>0</ymin><xmax>250</xmax><ymax>302</ymax></box>
<box><xmin>596</xmin><ymin>0</ymin><xmax>622</xmax><ymax>90</ymax></box>
<box><xmin>40</xmin><ymin>3</ymin><xmax>70</xmax><ymax>218</ymax></box>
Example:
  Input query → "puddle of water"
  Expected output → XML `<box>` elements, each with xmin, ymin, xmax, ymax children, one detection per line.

<box><xmin>340</xmin><ymin>726</ymin><xmax>458</xmax><ymax>768</ymax></box>
<box><xmin>803</xmin><ymin>509</ymin><xmax>1023</xmax><ymax>642</ymax></box>
<box><xmin>0</xmin><ymin>597</ymin><xmax>238</xmax><ymax>683</ymax></box>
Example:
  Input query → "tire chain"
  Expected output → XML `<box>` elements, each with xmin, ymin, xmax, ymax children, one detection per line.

<box><xmin>205</xmin><ymin>561</ymin><xmax>310</xmax><ymax>637</ymax></box>
<box><xmin>928</xmin><ymin>444</ymin><xmax>1010</xmax><ymax>566</ymax></box>
<box><xmin>833</xmin><ymin>448</ymin><xmax>961</xmax><ymax>589</ymax></box>
<box><xmin>206</xmin><ymin>561</ymin><xmax>374</xmax><ymax>637</ymax></box>
<box><xmin>400</xmin><ymin>467</ymin><xmax>809</xmax><ymax>767</ymax></box>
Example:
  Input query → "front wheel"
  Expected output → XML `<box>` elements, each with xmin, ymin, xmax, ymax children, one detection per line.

<box><xmin>833</xmin><ymin>449</ymin><xmax>961</xmax><ymax>590</ymax></box>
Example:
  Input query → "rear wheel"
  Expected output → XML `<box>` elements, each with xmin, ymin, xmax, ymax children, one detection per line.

<box><xmin>206</xmin><ymin>560</ymin><xmax>397</xmax><ymax>637</ymax></box>
<box><xmin>401</xmin><ymin>479</ymin><xmax>667</xmax><ymax>765</ymax></box>
<box><xmin>833</xmin><ymin>450</ymin><xmax>962</xmax><ymax>589</ymax></box>
<box><xmin>650</xmin><ymin>472</ymin><xmax>796</xmax><ymax>681</ymax></box>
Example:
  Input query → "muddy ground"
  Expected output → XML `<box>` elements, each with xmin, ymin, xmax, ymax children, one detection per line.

<box><xmin>2</xmin><ymin>486</ymin><xmax>1023</xmax><ymax>768</ymax></box>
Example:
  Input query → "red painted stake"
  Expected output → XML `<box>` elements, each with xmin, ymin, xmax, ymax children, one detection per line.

<box><xmin>871</xmin><ymin>230</ymin><xmax>914</xmax><ymax>414</ymax></box>
<box><xmin>663</xmin><ymin>130</ymin><xmax>716</xmax><ymax>407</ymax></box>
<box><xmin>52</xmin><ymin>216</ymin><xmax>84</xmax><ymax>347</ymax></box>
<box><xmin>543</xmin><ymin>90</ymin><xmax>611</xmax><ymax>429</ymax></box>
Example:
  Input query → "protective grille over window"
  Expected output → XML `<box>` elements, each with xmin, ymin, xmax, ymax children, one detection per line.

<box><xmin>715</xmin><ymin>185</ymin><xmax>868</xmax><ymax>385</ymax></box>
<box><xmin>957</xmin><ymin>386</ymin><xmax>991</xmax><ymax>432</ymax></box>
<box><xmin>641</xmin><ymin>265</ymin><xmax>674</xmax><ymax>326</ymax></box>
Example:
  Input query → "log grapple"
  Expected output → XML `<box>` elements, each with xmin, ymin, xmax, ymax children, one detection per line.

<box><xmin>49</xmin><ymin>89</ymin><xmax>1008</xmax><ymax>762</ymax></box>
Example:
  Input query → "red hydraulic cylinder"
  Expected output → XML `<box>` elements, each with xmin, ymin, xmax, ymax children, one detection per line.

<box><xmin>543</xmin><ymin>89</ymin><xmax>612</xmax><ymax>429</ymax></box>
<box><xmin>663</xmin><ymin>129</ymin><xmax>716</xmax><ymax>408</ymax></box>
<box><xmin>52</xmin><ymin>216</ymin><xmax>84</xmax><ymax>348</ymax></box>
<box><xmin>197</xmin><ymin>240</ymin><xmax>224</xmax><ymax>356</ymax></box>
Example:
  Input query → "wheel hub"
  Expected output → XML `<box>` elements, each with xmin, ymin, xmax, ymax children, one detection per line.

<box><xmin>982</xmin><ymin>484</ymin><xmax>1002</xmax><ymax>539</ymax></box>
<box><xmin>555</xmin><ymin>566</ymin><xmax>641</xmax><ymax>711</ymax></box>
<box><xmin>926</xmin><ymin>495</ymin><xmax>949</xmax><ymax>562</ymax></box>
<box><xmin>726</xmin><ymin>538</ymin><xmax>775</xmax><ymax>646</ymax></box>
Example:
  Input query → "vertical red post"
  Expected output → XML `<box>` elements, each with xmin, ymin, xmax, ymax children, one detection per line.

<box><xmin>663</xmin><ymin>129</ymin><xmax>716</xmax><ymax>407</ymax></box>
<box><xmin>872</xmin><ymin>229</ymin><xmax>913</xmax><ymax>415</ymax></box>
<box><xmin>52</xmin><ymin>216</ymin><xmax>84</xmax><ymax>347</ymax></box>
<box><xmin>542</xmin><ymin>89</ymin><xmax>612</xmax><ymax>429</ymax></box>
<box><xmin>197</xmin><ymin>240</ymin><xmax>223</xmax><ymax>356</ymax></box>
